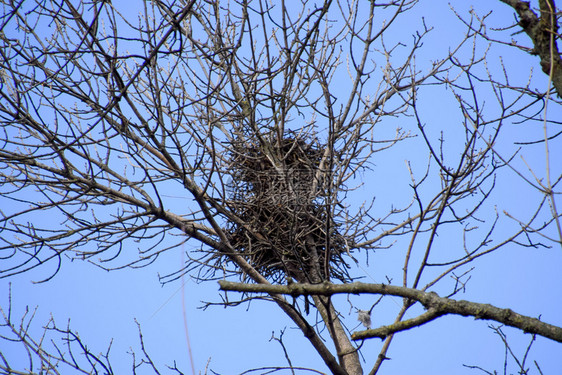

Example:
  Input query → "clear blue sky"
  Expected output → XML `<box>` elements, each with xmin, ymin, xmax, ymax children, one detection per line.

<box><xmin>2</xmin><ymin>1</ymin><xmax>561</xmax><ymax>374</ymax></box>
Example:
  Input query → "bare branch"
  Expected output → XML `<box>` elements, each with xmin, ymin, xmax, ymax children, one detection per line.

<box><xmin>219</xmin><ymin>281</ymin><xmax>562</xmax><ymax>343</ymax></box>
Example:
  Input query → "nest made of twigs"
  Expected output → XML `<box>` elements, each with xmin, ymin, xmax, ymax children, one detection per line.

<box><xmin>224</xmin><ymin>133</ymin><xmax>351</xmax><ymax>283</ymax></box>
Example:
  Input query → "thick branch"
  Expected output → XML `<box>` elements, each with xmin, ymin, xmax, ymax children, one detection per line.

<box><xmin>500</xmin><ymin>0</ymin><xmax>562</xmax><ymax>97</ymax></box>
<box><xmin>219</xmin><ymin>281</ymin><xmax>562</xmax><ymax>343</ymax></box>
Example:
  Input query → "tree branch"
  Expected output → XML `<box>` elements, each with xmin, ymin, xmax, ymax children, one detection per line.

<box><xmin>219</xmin><ymin>281</ymin><xmax>562</xmax><ymax>343</ymax></box>
<box><xmin>500</xmin><ymin>0</ymin><xmax>562</xmax><ymax>97</ymax></box>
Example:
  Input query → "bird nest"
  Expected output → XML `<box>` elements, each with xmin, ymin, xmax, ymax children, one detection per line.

<box><xmin>224</xmin><ymin>133</ymin><xmax>352</xmax><ymax>284</ymax></box>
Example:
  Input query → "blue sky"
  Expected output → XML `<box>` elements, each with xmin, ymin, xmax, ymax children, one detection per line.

<box><xmin>2</xmin><ymin>0</ymin><xmax>562</xmax><ymax>374</ymax></box>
